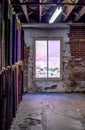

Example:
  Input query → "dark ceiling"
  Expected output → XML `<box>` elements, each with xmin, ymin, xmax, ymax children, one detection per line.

<box><xmin>11</xmin><ymin>0</ymin><xmax>85</xmax><ymax>23</ymax></box>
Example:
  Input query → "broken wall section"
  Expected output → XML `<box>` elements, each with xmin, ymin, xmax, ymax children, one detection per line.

<box><xmin>63</xmin><ymin>23</ymin><xmax>85</xmax><ymax>92</ymax></box>
<box><xmin>23</xmin><ymin>23</ymin><xmax>85</xmax><ymax>93</ymax></box>
<box><xmin>24</xmin><ymin>24</ymin><xmax>70</xmax><ymax>92</ymax></box>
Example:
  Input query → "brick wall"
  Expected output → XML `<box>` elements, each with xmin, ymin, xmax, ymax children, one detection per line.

<box><xmin>64</xmin><ymin>23</ymin><xmax>85</xmax><ymax>91</ymax></box>
<box><xmin>69</xmin><ymin>24</ymin><xmax>85</xmax><ymax>59</ymax></box>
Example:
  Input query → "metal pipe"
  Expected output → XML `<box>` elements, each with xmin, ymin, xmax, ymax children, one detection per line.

<box><xmin>12</xmin><ymin>2</ymin><xmax>85</xmax><ymax>6</ymax></box>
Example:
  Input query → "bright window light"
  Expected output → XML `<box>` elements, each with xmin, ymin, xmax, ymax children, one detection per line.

<box><xmin>49</xmin><ymin>7</ymin><xmax>62</xmax><ymax>23</ymax></box>
<box><xmin>35</xmin><ymin>39</ymin><xmax>61</xmax><ymax>78</ymax></box>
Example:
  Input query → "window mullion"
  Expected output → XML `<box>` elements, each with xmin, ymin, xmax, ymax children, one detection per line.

<box><xmin>47</xmin><ymin>40</ymin><xmax>48</xmax><ymax>78</ymax></box>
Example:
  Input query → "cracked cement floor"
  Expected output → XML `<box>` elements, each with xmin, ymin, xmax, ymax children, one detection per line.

<box><xmin>10</xmin><ymin>93</ymin><xmax>85</xmax><ymax>130</ymax></box>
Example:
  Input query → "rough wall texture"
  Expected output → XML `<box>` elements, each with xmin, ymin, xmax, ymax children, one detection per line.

<box><xmin>23</xmin><ymin>43</ymin><xmax>30</xmax><ymax>92</ymax></box>
<box><xmin>63</xmin><ymin>23</ymin><xmax>85</xmax><ymax>92</ymax></box>
<box><xmin>23</xmin><ymin>24</ymin><xmax>85</xmax><ymax>93</ymax></box>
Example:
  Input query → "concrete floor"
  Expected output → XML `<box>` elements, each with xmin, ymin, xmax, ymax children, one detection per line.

<box><xmin>10</xmin><ymin>93</ymin><xmax>85</xmax><ymax>130</ymax></box>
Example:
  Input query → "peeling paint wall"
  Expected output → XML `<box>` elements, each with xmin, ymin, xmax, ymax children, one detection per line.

<box><xmin>23</xmin><ymin>24</ymin><xmax>85</xmax><ymax>93</ymax></box>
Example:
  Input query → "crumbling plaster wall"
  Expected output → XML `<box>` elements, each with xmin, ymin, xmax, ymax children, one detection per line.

<box><xmin>65</xmin><ymin>23</ymin><xmax>85</xmax><ymax>92</ymax></box>
<box><xmin>23</xmin><ymin>43</ymin><xmax>30</xmax><ymax>92</ymax></box>
<box><xmin>23</xmin><ymin>24</ymin><xmax>85</xmax><ymax>93</ymax></box>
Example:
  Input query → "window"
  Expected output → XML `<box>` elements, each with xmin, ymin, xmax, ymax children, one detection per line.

<box><xmin>35</xmin><ymin>38</ymin><xmax>61</xmax><ymax>79</ymax></box>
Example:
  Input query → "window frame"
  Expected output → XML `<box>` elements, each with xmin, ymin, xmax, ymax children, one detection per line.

<box><xmin>34</xmin><ymin>37</ymin><xmax>62</xmax><ymax>80</ymax></box>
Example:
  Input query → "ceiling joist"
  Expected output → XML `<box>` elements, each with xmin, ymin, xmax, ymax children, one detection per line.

<box><xmin>11</xmin><ymin>0</ymin><xmax>85</xmax><ymax>23</ymax></box>
<box><xmin>12</xmin><ymin>2</ymin><xmax>85</xmax><ymax>6</ymax></box>
<box><xmin>19</xmin><ymin>0</ymin><xmax>29</xmax><ymax>22</ymax></box>
<box><xmin>39</xmin><ymin>0</ymin><xmax>42</xmax><ymax>22</ymax></box>
<box><xmin>75</xmin><ymin>6</ymin><xmax>85</xmax><ymax>21</ymax></box>
<box><xmin>63</xmin><ymin>0</ymin><xmax>79</xmax><ymax>21</ymax></box>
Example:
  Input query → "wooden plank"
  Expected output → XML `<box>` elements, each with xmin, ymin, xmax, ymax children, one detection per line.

<box><xmin>63</xmin><ymin>0</ymin><xmax>79</xmax><ymax>21</ymax></box>
<box><xmin>19</xmin><ymin>0</ymin><xmax>29</xmax><ymax>22</ymax></box>
<box><xmin>75</xmin><ymin>6</ymin><xmax>85</xmax><ymax>21</ymax></box>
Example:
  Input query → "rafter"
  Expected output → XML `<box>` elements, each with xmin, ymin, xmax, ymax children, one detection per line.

<box><xmin>63</xmin><ymin>0</ymin><xmax>79</xmax><ymax>21</ymax></box>
<box><xmin>12</xmin><ymin>2</ymin><xmax>85</xmax><ymax>6</ymax></box>
<box><xmin>39</xmin><ymin>0</ymin><xmax>42</xmax><ymax>22</ymax></box>
<box><xmin>19</xmin><ymin>0</ymin><xmax>29</xmax><ymax>22</ymax></box>
<box><xmin>75</xmin><ymin>6</ymin><xmax>85</xmax><ymax>21</ymax></box>
<box><xmin>39</xmin><ymin>0</ymin><xmax>48</xmax><ymax>22</ymax></box>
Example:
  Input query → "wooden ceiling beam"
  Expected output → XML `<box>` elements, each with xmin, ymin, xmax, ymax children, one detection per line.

<box><xmin>74</xmin><ymin>6</ymin><xmax>85</xmax><ymax>21</ymax></box>
<box><xmin>19</xmin><ymin>0</ymin><xmax>29</xmax><ymax>22</ymax></box>
<box><xmin>39</xmin><ymin>0</ymin><xmax>48</xmax><ymax>22</ymax></box>
<box><xmin>12</xmin><ymin>2</ymin><xmax>85</xmax><ymax>6</ymax></box>
<box><xmin>63</xmin><ymin>0</ymin><xmax>79</xmax><ymax>21</ymax></box>
<box><xmin>39</xmin><ymin>0</ymin><xmax>42</xmax><ymax>22</ymax></box>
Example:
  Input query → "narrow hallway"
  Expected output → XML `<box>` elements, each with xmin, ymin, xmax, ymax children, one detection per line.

<box><xmin>10</xmin><ymin>93</ymin><xmax>85</xmax><ymax>130</ymax></box>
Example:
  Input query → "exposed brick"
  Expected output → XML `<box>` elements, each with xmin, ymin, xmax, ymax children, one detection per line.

<box><xmin>23</xmin><ymin>25</ymin><xmax>85</xmax><ymax>92</ymax></box>
<box><xmin>69</xmin><ymin>24</ymin><xmax>85</xmax><ymax>59</ymax></box>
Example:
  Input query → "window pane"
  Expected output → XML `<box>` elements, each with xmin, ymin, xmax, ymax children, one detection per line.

<box><xmin>48</xmin><ymin>40</ymin><xmax>60</xmax><ymax>78</ymax></box>
<box><xmin>35</xmin><ymin>40</ymin><xmax>47</xmax><ymax>78</ymax></box>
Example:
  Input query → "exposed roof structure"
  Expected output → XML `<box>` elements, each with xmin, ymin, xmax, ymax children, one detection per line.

<box><xmin>11</xmin><ymin>0</ymin><xmax>85</xmax><ymax>23</ymax></box>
